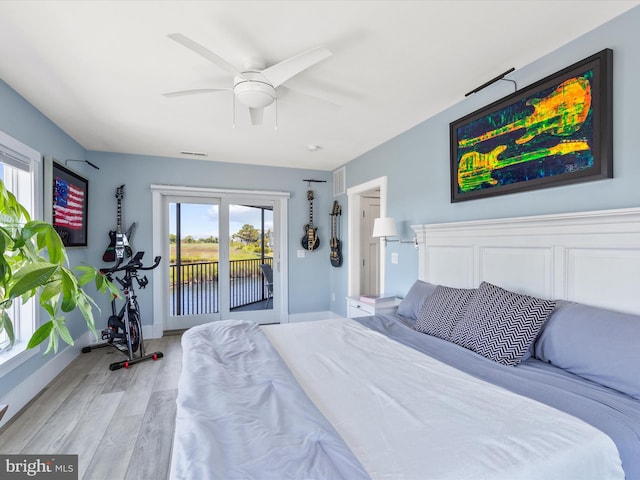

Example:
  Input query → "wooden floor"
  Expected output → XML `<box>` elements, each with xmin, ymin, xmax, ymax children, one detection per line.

<box><xmin>0</xmin><ymin>333</ymin><xmax>183</xmax><ymax>480</ymax></box>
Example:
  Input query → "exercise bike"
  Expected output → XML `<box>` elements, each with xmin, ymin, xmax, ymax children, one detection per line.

<box><xmin>82</xmin><ymin>251</ymin><xmax>163</xmax><ymax>371</ymax></box>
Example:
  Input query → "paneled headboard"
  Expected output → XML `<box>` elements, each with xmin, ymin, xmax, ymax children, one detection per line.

<box><xmin>411</xmin><ymin>207</ymin><xmax>640</xmax><ymax>315</ymax></box>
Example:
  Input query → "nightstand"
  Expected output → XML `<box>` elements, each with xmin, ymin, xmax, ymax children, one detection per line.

<box><xmin>346</xmin><ymin>296</ymin><xmax>402</xmax><ymax>318</ymax></box>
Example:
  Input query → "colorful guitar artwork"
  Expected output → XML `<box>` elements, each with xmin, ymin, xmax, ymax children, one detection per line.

<box><xmin>457</xmin><ymin>140</ymin><xmax>590</xmax><ymax>192</ymax></box>
<box><xmin>458</xmin><ymin>75</ymin><xmax>592</xmax><ymax>149</ymax></box>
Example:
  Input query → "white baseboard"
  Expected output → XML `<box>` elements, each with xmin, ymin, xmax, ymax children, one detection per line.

<box><xmin>287</xmin><ymin>311</ymin><xmax>344</xmax><ymax>323</ymax></box>
<box><xmin>143</xmin><ymin>324</ymin><xmax>157</xmax><ymax>339</ymax></box>
<box><xmin>0</xmin><ymin>330</ymin><xmax>93</xmax><ymax>429</ymax></box>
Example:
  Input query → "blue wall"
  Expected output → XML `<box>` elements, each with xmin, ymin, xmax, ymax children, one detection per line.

<box><xmin>84</xmin><ymin>151</ymin><xmax>332</xmax><ymax>319</ymax></box>
<box><xmin>331</xmin><ymin>6</ymin><xmax>640</xmax><ymax>312</ymax></box>
<box><xmin>0</xmin><ymin>79</ymin><xmax>92</xmax><ymax>399</ymax></box>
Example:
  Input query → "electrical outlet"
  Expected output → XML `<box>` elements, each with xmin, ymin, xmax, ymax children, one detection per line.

<box><xmin>297</xmin><ymin>249</ymin><xmax>306</xmax><ymax>258</ymax></box>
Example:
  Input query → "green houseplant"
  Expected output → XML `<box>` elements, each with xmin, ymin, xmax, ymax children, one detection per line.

<box><xmin>0</xmin><ymin>179</ymin><xmax>117</xmax><ymax>353</ymax></box>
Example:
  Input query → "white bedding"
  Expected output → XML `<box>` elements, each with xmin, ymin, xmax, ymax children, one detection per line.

<box><xmin>262</xmin><ymin>318</ymin><xmax>624</xmax><ymax>480</ymax></box>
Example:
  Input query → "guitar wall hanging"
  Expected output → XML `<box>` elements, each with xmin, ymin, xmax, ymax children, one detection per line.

<box><xmin>301</xmin><ymin>189</ymin><xmax>320</xmax><ymax>251</ymax></box>
<box><xmin>330</xmin><ymin>200</ymin><xmax>343</xmax><ymax>267</ymax></box>
<box><xmin>103</xmin><ymin>185</ymin><xmax>136</xmax><ymax>262</ymax></box>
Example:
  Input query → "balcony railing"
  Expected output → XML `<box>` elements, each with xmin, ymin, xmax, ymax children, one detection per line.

<box><xmin>170</xmin><ymin>257</ymin><xmax>273</xmax><ymax>315</ymax></box>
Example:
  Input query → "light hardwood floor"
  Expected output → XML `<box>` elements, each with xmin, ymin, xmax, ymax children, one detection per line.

<box><xmin>0</xmin><ymin>333</ymin><xmax>183</xmax><ymax>480</ymax></box>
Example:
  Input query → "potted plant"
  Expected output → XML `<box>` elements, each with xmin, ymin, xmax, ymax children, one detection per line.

<box><xmin>0</xmin><ymin>179</ymin><xmax>117</xmax><ymax>353</ymax></box>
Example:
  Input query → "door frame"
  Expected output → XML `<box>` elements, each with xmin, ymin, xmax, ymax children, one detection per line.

<box><xmin>150</xmin><ymin>184</ymin><xmax>290</xmax><ymax>337</ymax></box>
<box><xmin>347</xmin><ymin>176</ymin><xmax>388</xmax><ymax>297</ymax></box>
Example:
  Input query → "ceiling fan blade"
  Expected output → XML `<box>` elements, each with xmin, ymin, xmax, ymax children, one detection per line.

<box><xmin>168</xmin><ymin>33</ymin><xmax>246</xmax><ymax>79</ymax></box>
<box><xmin>163</xmin><ymin>88</ymin><xmax>231</xmax><ymax>98</ymax></box>
<box><xmin>249</xmin><ymin>107</ymin><xmax>264</xmax><ymax>125</ymax></box>
<box><xmin>261</xmin><ymin>46</ymin><xmax>332</xmax><ymax>88</ymax></box>
<box><xmin>278</xmin><ymin>85</ymin><xmax>341</xmax><ymax>111</ymax></box>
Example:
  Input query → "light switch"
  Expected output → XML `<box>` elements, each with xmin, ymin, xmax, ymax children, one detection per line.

<box><xmin>391</xmin><ymin>252</ymin><xmax>399</xmax><ymax>264</ymax></box>
<box><xmin>297</xmin><ymin>249</ymin><xmax>306</xmax><ymax>258</ymax></box>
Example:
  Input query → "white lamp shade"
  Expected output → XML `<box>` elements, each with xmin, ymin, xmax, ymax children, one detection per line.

<box><xmin>372</xmin><ymin>217</ymin><xmax>398</xmax><ymax>238</ymax></box>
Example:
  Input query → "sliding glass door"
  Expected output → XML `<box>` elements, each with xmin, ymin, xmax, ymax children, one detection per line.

<box><xmin>159</xmin><ymin>189</ymin><xmax>285</xmax><ymax>331</ymax></box>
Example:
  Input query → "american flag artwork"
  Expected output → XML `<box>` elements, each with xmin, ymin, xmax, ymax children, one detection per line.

<box><xmin>54</xmin><ymin>176</ymin><xmax>85</xmax><ymax>230</ymax></box>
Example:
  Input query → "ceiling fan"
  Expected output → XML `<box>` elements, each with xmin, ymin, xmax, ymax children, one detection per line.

<box><xmin>165</xmin><ymin>33</ymin><xmax>332</xmax><ymax>126</ymax></box>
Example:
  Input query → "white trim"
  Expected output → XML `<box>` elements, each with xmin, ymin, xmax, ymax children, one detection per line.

<box><xmin>0</xmin><ymin>330</ymin><xmax>93</xmax><ymax>428</ymax></box>
<box><xmin>0</xmin><ymin>131</ymin><xmax>42</xmax><ymax>370</ymax></box>
<box><xmin>0</xmin><ymin>130</ymin><xmax>40</xmax><ymax>166</ymax></box>
<box><xmin>150</xmin><ymin>184</ymin><xmax>290</xmax><ymax>199</ymax></box>
<box><xmin>413</xmin><ymin>207</ymin><xmax>640</xmax><ymax>236</ymax></box>
<box><xmin>276</xmin><ymin>199</ymin><xmax>289</xmax><ymax>322</ymax></box>
<box><xmin>346</xmin><ymin>176</ymin><xmax>387</xmax><ymax>297</ymax></box>
<box><xmin>142</xmin><ymin>324</ymin><xmax>154</xmax><ymax>340</ymax></box>
<box><xmin>0</xmin><ymin>131</ymin><xmax>42</xmax><ymax>220</ymax></box>
<box><xmin>151</xmin><ymin>188</ymin><xmax>168</xmax><ymax>338</ymax></box>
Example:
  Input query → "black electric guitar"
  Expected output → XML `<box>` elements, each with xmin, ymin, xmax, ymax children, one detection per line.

<box><xmin>301</xmin><ymin>190</ymin><xmax>319</xmax><ymax>251</ymax></box>
<box><xmin>103</xmin><ymin>185</ymin><xmax>135</xmax><ymax>262</ymax></box>
<box><xmin>330</xmin><ymin>201</ymin><xmax>342</xmax><ymax>267</ymax></box>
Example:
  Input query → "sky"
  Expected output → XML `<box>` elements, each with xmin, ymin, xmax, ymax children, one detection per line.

<box><xmin>169</xmin><ymin>202</ymin><xmax>274</xmax><ymax>239</ymax></box>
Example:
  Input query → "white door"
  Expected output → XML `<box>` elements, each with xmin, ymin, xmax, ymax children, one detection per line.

<box><xmin>360</xmin><ymin>196</ymin><xmax>380</xmax><ymax>296</ymax></box>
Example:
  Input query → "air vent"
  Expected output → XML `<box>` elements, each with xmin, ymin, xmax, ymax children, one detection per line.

<box><xmin>180</xmin><ymin>151</ymin><xmax>208</xmax><ymax>157</ymax></box>
<box><xmin>333</xmin><ymin>166</ymin><xmax>346</xmax><ymax>196</ymax></box>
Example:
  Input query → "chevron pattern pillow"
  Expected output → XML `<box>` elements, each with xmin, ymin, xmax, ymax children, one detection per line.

<box><xmin>450</xmin><ymin>282</ymin><xmax>556</xmax><ymax>366</ymax></box>
<box><xmin>414</xmin><ymin>285</ymin><xmax>476</xmax><ymax>340</ymax></box>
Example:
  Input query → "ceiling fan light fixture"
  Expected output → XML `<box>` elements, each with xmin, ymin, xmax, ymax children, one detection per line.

<box><xmin>234</xmin><ymin>79</ymin><xmax>276</xmax><ymax>109</ymax></box>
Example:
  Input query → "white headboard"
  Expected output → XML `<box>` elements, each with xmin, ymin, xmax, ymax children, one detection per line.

<box><xmin>412</xmin><ymin>207</ymin><xmax>640</xmax><ymax>315</ymax></box>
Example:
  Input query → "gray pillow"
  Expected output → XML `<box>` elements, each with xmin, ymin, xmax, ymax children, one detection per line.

<box><xmin>396</xmin><ymin>280</ymin><xmax>437</xmax><ymax>320</ymax></box>
<box><xmin>534</xmin><ymin>302</ymin><xmax>640</xmax><ymax>399</ymax></box>
<box><xmin>451</xmin><ymin>282</ymin><xmax>556</xmax><ymax>366</ymax></box>
<box><xmin>414</xmin><ymin>285</ymin><xmax>475</xmax><ymax>340</ymax></box>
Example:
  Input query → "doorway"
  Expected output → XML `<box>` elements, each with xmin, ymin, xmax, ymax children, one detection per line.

<box><xmin>347</xmin><ymin>176</ymin><xmax>388</xmax><ymax>297</ymax></box>
<box><xmin>151</xmin><ymin>185</ymin><xmax>289</xmax><ymax>336</ymax></box>
<box><xmin>360</xmin><ymin>192</ymin><xmax>380</xmax><ymax>295</ymax></box>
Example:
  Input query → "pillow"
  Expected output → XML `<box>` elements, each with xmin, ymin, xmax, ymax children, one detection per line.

<box><xmin>396</xmin><ymin>280</ymin><xmax>437</xmax><ymax>320</ymax></box>
<box><xmin>534</xmin><ymin>302</ymin><xmax>640</xmax><ymax>399</ymax></box>
<box><xmin>450</xmin><ymin>282</ymin><xmax>556</xmax><ymax>366</ymax></box>
<box><xmin>518</xmin><ymin>299</ymin><xmax>569</xmax><ymax>362</ymax></box>
<box><xmin>414</xmin><ymin>285</ymin><xmax>476</xmax><ymax>340</ymax></box>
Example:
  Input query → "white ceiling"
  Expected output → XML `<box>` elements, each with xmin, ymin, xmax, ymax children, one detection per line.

<box><xmin>0</xmin><ymin>1</ymin><xmax>637</xmax><ymax>171</ymax></box>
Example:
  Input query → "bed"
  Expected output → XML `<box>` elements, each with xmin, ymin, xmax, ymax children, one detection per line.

<box><xmin>170</xmin><ymin>207</ymin><xmax>640</xmax><ymax>480</ymax></box>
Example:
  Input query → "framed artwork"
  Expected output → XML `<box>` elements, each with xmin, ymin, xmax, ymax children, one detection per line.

<box><xmin>45</xmin><ymin>158</ymin><xmax>89</xmax><ymax>247</ymax></box>
<box><xmin>450</xmin><ymin>48</ymin><xmax>613</xmax><ymax>202</ymax></box>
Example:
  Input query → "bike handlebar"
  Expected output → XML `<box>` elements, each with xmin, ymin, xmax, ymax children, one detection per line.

<box><xmin>100</xmin><ymin>251</ymin><xmax>161</xmax><ymax>275</ymax></box>
<box><xmin>139</xmin><ymin>255</ymin><xmax>162</xmax><ymax>271</ymax></box>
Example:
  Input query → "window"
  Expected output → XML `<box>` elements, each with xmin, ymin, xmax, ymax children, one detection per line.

<box><xmin>0</xmin><ymin>131</ymin><xmax>42</xmax><ymax>371</ymax></box>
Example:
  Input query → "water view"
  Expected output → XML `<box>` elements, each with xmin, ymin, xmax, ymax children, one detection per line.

<box><xmin>170</xmin><ymin>202</ymin><xmax>274</xmax><ymax>315</ymax></box>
